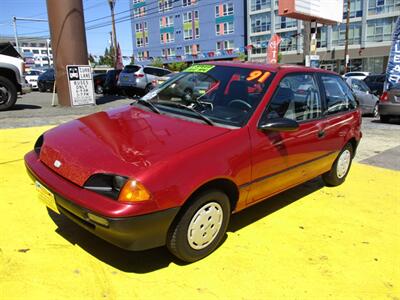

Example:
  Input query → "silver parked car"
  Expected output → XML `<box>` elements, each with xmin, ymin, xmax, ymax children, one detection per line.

<box><xmin>117</xmin><ymin>65</ymin><xmax>171</xmax><ymax>96</ymax></box>
<box><xmin>379</xmin><ymin>83</ymin><xmax>400</xmax><ymax>123</ymax></box>
<box><xmin>346</xmin><ymin>78</ymin><xmax>379</xmax><ymax>117</ymax></box>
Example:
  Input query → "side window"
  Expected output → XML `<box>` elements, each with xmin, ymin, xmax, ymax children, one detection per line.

<box><xmin>263</xmin><ymin>74</ymin><xmax>321</xmax><ymax>121</ymax></box>
<box><xmin>143</xmin><ymin>67</ymin><xmax>156</xmax><ymax>76</ymax></box>
<box><xmin>321</xmin><ymin>75</ymin><xmax>357</xmax><ymax>115</ymax></box>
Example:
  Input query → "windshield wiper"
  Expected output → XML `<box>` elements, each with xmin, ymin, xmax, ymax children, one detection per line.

<box><xmin>157</xmin><ymin>101</ymin><xmax>214</xmax><ymax>126</ymax></box>
<box><xmin>131</xmin><ymin>98</ymin><xmax>161</xmax><ymax>114</ymax></box>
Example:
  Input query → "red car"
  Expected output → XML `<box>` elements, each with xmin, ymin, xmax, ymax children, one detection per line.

<box><xmin>25</xmin><ymin>62</ymin><xmax>362</xmax><ymax>262</ymax></box>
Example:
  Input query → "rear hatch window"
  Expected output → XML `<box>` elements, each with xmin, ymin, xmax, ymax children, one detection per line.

<box><xmin>122</xmin><ymin>65</ymin><xmax>140</xmax><ymax>74</ymax></box>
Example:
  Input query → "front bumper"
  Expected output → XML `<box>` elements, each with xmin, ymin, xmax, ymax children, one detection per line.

<box><xmin>25</xmin><ymin>151</ymin><xmax>180</xmax><ymax>251</ymax></box>
<box><xmin>379</xmin><ymin>102</ymin><xmax>400</xmax><ymax>116</ymax></box>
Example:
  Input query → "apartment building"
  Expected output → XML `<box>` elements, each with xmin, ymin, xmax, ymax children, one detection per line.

<box><xmin>130</xmin><ymin>0</ymin><xmax>246</xmax><ymax>64</ymax></box>
<box><xmin>248</xmin><ymin>0</ymin><xmax>400</xmax><ymax>73</ymax></box>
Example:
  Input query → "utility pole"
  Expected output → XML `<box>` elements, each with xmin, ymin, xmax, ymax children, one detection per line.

<box><xmin>46</xmin><ymin>0</ymin><xmax>89</xmax><ymax>106</ymax></box>
<box><xmin>12</xmin><ymin>17</ymin><xmax>19</xmax><ymax>52</ymax></box>
<box><xmin>303</xmin><ymin>21</ymin><xmax>311</xmax><ymax>65</ymax></box>
<box><xmin>108</xmin><ymin>0</ymin><xmax>118</xmax><ymax>68</ymax></box>
<box><xmin>344</xmin><ymin>0</ymin><xmax>351</xmax><ymax>73</ymax></box>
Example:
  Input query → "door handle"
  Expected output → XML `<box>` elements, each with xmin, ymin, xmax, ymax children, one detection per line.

<box><xmin>317</xmin><ymin>130</ymin><xmax>326</xmax><ymax>138</ymax></box>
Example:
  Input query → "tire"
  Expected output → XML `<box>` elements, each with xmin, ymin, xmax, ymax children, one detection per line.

<box><xmin>380</xmin><ymin>115</ymin><xmax>390</xmax><ymax>123</ymax></box>
<box><xmin>167</xmin><ymin>189</ymin><xmax>231</xmax><ymax>262</ymax></box>
<box><xmin>322</xmin><ymin>143</ymin><xmax>353</xmax><ymax>187</ymax></box>
<box><xmin>372</xmin><ymin>102</ymin><xmax>379</xmax><ymax>118</ymax></box>
<box><xmin>95</xmin><ymin>85</ymin><xmax>103</xmax><ymax>94</ymax></box>
<box><xmin>38</xmin><ymin>84</ymin><xmax>46</xmax><ymax>93</ymax></box>
<box><xmin>0</xmin><ymin>76</ymin><xmax>18</xmax><ymax>111</ymax></box>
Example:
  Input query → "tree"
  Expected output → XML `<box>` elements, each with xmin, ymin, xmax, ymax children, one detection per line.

<box><xmin>167</xmin><ymin>62</ymin><xmax>187</xmax><ymax>72</ymax></box>
<box><xmin>151</xmin><ymin>57</ymin><xmax>164</xmax><ymax>68</ymax></box>
<box><xmin>98</xmin><ymin>47</ymin><xmax>114</xmax><ymax>67</ymax></box>
<box><xmin>88</xmin><ymin>54</ymin><xmax>95</xmax><ymax>64</ymax></box>
<box><xmin>237</xmin><ymin>52</ymin><xmax>247</xmax><ymax>62</ymax></box>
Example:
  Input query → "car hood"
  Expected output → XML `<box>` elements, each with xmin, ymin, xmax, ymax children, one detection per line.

<box><xmin>39</xmin><ymin>105</ymin><xmax>230</xmax><ymax>186</ymax></box>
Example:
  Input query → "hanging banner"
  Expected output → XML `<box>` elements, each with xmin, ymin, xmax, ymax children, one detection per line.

<box><xmin>385</xmin><ymin>17</ymin><xmax>400</xmax><ymax>90</ymax></box>
<box><xmin>267</xmin><ymin>34</ymin><xmax>282</xmax><ymax>64</ymax></box>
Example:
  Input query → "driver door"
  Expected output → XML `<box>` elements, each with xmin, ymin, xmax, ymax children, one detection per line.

<box><xmin>248</xmin><ymin>73</ymin><xmax>332</xmax><ymax>204</ymax></box>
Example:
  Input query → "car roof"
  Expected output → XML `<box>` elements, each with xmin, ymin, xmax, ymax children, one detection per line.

<box><xmin>203</xmin><ymin>61</ymin><xmax>337</xmax><ymax>75</ymax></box>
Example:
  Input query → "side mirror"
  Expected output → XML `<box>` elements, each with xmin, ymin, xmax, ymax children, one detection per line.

<box><xmin>258</xmin><ymin>118</ymin><xmax>299</xmax><ymax>132</ymax></box>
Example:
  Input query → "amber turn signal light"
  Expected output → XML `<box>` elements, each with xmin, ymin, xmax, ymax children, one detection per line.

<box><xmin>118</xmin><ymin>179</ymin><xmax>151</xmax><ymax>203</ymax></box>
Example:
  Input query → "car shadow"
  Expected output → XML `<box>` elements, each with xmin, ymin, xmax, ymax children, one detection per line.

<box><xmin>5</xmin><ymin>104</ymin><xmax>42</xmax><ymax>111</ymax></box>
<box><xmin>370</xmin><ymin>118</ymin><xmax>400</xmax><ymax>125</ymax></box>
<box><xmin>229</xmin><ymin>177</ymin><xmax>324</xmax><ymax>232</ymax></box>
<box><xmin>47</xmin><ymin>177</ymin><xmax>324</xmax><ymax>273</ymax></box>
<box><xmin>95</xmin><ymin>95</ymin><xmax>128</xmax><ymax>105</ymax></box>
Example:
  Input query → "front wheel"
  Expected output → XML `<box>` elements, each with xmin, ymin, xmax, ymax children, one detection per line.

<box><xmin>322</xmin><ymin>143</ymin><xmax>353</xmax><ymax>186</ymax></box>
<box><xmin>167</xmin><ymin>190</ymin><xmax>231</xmax><ymax>262</ymax></box>
<box><xmin>0</xmin><ymin>76</ymin><xmax>17</xmax><ymax>111</ymax></box>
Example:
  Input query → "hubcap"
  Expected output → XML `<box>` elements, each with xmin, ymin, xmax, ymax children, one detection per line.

<box><xmin>337</xmin><ymin>149</ymin><xmax>351</xmax><ymax>179</ymax></box>
<box><xmin>187</xmin><ymin>202</ymin><xmax>223</xmax><ymax>250</ymax></box>
<box><xmin>0</xmin><ymin>85</ymin><xmax>10</xmax><ymax>105</ymax></box>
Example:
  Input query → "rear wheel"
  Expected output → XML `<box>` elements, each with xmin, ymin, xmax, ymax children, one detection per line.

<box><xmin>322</xmin><ymin>143</ymin><xmax>353</xmax><ymax>186</ymax></box>
<box><xmin>167</xmin><ymin>190</ymin><xmax>231</xmax><ymax>262</ymax></box>
<box><xmin>0</xmin><ymin>76</ymin><xmax>17</xmax><ymax>111</ymax></box>
<box><xmin>372</xmin><ymin>102</ymin><xmax>379</xmax><ymax>118</ymax></box>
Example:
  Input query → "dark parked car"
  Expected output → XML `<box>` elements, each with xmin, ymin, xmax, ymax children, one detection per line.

<box><xmin>103</xmin><ymin>69</ymin><xmax>122</xmax><ymax>95</ymax></box>
<box><xmin>93</xmin><ymin>73</ymin><xmax>107</xmax><ymax>94</ymax></box>
<box><xmin>25</xmin><ymin>62</ymin><xmax>362</xmax><ymax>262</ymax></box>
<box><xmin>379</xmin><ymin>83</ymin><xmax>400</xmax><ymax>123</ymax></box>
<box><xmin>38</xmin><ymin>68</ymin><xmax>55</xmax><ymax>92</ymax></box>
<box><xmin>364</xmin><ymin>74</ymin><xmax>385</xmax><ymax>96</ymax></box>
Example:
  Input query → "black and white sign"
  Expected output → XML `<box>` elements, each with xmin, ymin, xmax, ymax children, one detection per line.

<box><xmin>66</xmin><ymin>65</ymin><xmax>95</xmax><ymax>106</ymax></box>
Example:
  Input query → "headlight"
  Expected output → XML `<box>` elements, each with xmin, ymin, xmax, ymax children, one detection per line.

<box><xmin>84</xmin><ymin>174</ymin><xmax>151</xmax><ymax>203</ymax></box>
<box><xmin>84</xmin><ymin>174</ymin><xmax>128</xmax><ymax>200</ymax></box>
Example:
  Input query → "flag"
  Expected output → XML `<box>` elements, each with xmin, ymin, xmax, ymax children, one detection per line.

<box><xmin>267</xmin><ymin>34</ymin><xmax>282</xmax><ymax>64</ymax></box>
<box><xmin>385</xmin><ymin>17</ymin><xmax>400</xmax><ymax>90</ymax></box>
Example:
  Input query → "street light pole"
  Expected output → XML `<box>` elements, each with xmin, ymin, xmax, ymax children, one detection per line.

<box><xmin>108</xmin><ymin>0</ymin><xmax>118</xmax><ymax>68</ymax></box>
<box><xmin>12</xmin><ymin>17</ymin><xmax>19</xmax><ymax>52</ymax></box>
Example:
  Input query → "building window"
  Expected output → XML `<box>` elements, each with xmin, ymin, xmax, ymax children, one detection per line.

<box><xmin>343</xmin><ymin>0</ymin><xmax>363</xmax><ymax>18</ymax></box>
<box><xmin>184</xmin><ymin>29</ymin><xmax>193</xmax><ymax>40</ymax></box>
<box><xmin>133</xmin><ymin>6</ymin><xmax>146</xmax><ymax>17</ymax></box>
<box><xmin>184</xmin><ymin>44</ymin><xmax>200</xmax><ymax>55</ymax></box>
<box><xmin>216</xmin><ymin>40</ymin><xmax>235</xmax><ymax>50</ymax></box>
<box><xmin>162</xmin><ymin>48</ymin><xmax>176</xmax><ymax>57</ymax></box>
<box><xmin>251</xmin><ymin>14</ymin><xmax>271</xmax><ymax>33</ymax></box>
<box><xmin>215</xmin><ymin>3</ymin><xmax>234</xmax><ymax>17</ymax></box>
<box><xmin>368</xmin><ymin>0</ymin><xmax>400</xmax><ymax>15</ymax></box>
<box><xmin>366</xmin><ymin>17</ymin><xmax>396</xmax><ymax>42</ymax></box>
<box><xmin>251</xmin><ymin>35</ymin><xmax>270</xmax><ymax>54</ymax></box>
<box><xmin>135</xmin><ymin>22</ymin><xmax>148</xmax><ymax>32</ymax></box>
<box><xmin>183</xmin><ymin>0</ymin><xmax>196</xmax><ymax>7</ymax></box>
<box><xmin>250</xmin><ymin>0</ymin><xmax>271</xmax><ymax>11</ymax></box>
<box><xmin>136</xmin><ymin>37</ymin><xmax>148</xmax><ymax>47</ymax></box>
<box><xmin>160</xmin><ymin>16</ymin><xmax>174</xmax><ymax>27</ymax></box>
<box><xmin>274</xmin><ymin>11</ymin><xmax>297</xmax><ymax>30</ymax></box>
<box><xmin>137</xmin><ymin>50</ymin><xmax>149</xmax><ymax>59</ymax></box>
<box><xmin>332</xmin><ymin>22</ymin><xmax>361</xmax><ymax>45</ymax></box>
<box><xmin>317</xmin><ymin>27</ymin><xmax>328</xmax><ymax>48</ymax></box>
<box><xmin>216</xmin><ymin>22</ymin><xmax>234</xmax><ymax>35</ymax></box>
<box><xmin>183</xmin><ymin>10</ymin><xmax>199</xmax><ymax>22</ymax></box>
<box><xmin>160</xmin><ymin>32</ymin><xmax>175</xmax><ymax>43</ymax></box>
<box><xmin>159</xmin><ymin>0</ymin><xmax>172</xmax><ymax>12</ymax></box>
<box><xmin>279</xmin><ymin>31</ymin><xmax>298</xmax><ymax>52</ymax></box>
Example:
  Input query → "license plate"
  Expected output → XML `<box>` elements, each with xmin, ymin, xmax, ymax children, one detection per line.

<box><xmin>35</xmin><ymin>181</ymin><xmax>60</xmax><ymax>214</ymax></box>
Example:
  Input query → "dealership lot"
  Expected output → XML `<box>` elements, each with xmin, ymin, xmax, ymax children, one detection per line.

<box><xmin>0</xmin><ymin>93</ymin><xmax>399</xmax><ymax>299</ymax></box>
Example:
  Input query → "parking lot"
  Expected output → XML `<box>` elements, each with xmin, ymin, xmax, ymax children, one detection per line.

<box><xmin>0</xmin><ymin>92</ymin><xmax>399</xmax><ymax>299</ymax></box>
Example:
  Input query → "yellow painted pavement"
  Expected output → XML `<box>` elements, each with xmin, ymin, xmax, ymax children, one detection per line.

<box><xmin>0</xmin><ymin>126</ymin><xmax>399</xmax><ymax>300</ymax></box>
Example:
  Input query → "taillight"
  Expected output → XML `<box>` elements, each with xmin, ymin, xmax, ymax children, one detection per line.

<box><xmin>134</xmin><ymin>73</ymin><xmax>144</xmax><ymax>78</ymax></box>
<box><xmin>380</xmin><ymin>91</ymin><xmax>388</xmax><ymax>102</ymax></box>
<box><xmin>21</xmin><ymin>62</ymin><xmax>26</xmax><ymax>74</ymax></box>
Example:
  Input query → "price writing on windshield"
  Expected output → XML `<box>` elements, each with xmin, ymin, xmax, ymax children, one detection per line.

<box><xmin>246</xmin><ymin>70</ymin><xmax>271</xmax><ymax>83</ymax></box>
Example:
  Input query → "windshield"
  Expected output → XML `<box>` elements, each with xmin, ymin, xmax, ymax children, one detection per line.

<box><xmin>141</xmin><ymin>65</ymin><xmax>275</xmax><ymax>127</ymax></box>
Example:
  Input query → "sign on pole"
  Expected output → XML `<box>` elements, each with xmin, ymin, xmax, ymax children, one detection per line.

<box><xmin>267</xmin><ymin>34</ymin><xmax>282</xmax><ymax>64</ymax></box>
<box><xmin>66</xmin><ymin>65</ymin><xmax>95</xmax><ymax>106</ymax></box>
